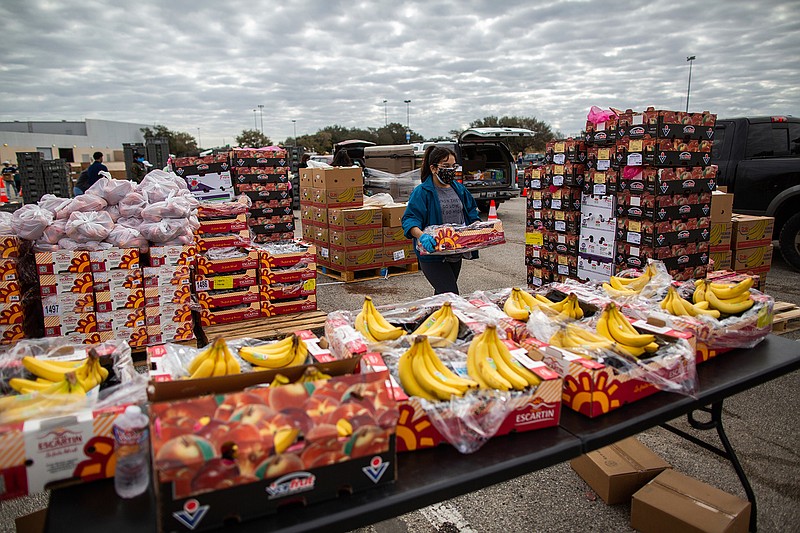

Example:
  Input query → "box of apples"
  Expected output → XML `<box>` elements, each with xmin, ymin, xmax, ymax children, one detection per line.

<box><xmin>150</xmin><ymin>370</ymin><xmax>397</xmax><ymax>532</ymax></box>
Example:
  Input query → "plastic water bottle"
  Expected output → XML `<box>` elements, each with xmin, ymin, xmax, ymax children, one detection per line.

<box><xmin>113</xmin><ymin>405</ymin><xmax>150</xmax><ymax>499</ymax></box>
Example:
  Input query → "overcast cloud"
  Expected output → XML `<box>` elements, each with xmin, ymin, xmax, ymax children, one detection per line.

<box><xmin>2</xmin><ymin>0</ymin><xmax>799</xmax><ymax>147</ymax></box>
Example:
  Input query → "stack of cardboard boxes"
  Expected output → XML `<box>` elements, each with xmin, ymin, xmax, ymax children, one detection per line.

<box><xmin>172</xmin><ymin>154</ymin><xmax>233</xmax><ymax>202</ymax></box>
<box><xmin>258</xmin><ymin>241</ymin><xmax>318</xmax><ymax>317</ymax></box>
<box><xmin>230</xmin><ymin>148</ymin><xmax>295</xmax><ymax>244</ymax></box>
<box><xmin>614</xmin><ymin>108</ymin><xmax>716</xmax><ymax>281</ymax></box>
<box><xmin>731</xmin><ymin>214</ymin><xmax>774</xmax><ymax>290</ymax></box>
<box><xmin>580</xmin><ymin>135</ymin><xmax>617</xmax><ymax>282</ymax></box>
<box><xmin>93</xmin><ymin>248</ymin><xmax>147</xmax><ymax>347</ymax></box>
<box><xmin>380</xmin><ymin>204</ymin><xmax>415</xmax><ymax>269</ymax></box>
<box><xmin>0</xmin><ymin>237</ymin><xmax>24</xmax><ymax>345</ymax></box>
<box><xmin>144</xmin><ymin>245</ymin><xmax>197</xmax><ymax>344</ymax></box>
<box><xmin>709</xmin><ymin>190</ymin><xmax>734</xmax><ymax>270</ymax></box>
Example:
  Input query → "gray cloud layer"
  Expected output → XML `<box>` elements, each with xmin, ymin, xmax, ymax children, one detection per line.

<box><xmin>2</xmin><ymin>0</ymin><xmax>799</xmax><ymax>147</ymax></box>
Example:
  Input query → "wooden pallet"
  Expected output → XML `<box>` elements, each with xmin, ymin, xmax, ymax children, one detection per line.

<box><xmin>196</xmin><ymin>310</ymin><xmax>328</xmax><ymax>346</ymax></box>
<box><xmin>772</xmin><ymin>301</ymin><xmax>800</xmax><ymax>335</ymax></box>
<box><xmin>317</xmin><ymin>262</ymin><xmax>419</xmax><ymax>283</ymax></box>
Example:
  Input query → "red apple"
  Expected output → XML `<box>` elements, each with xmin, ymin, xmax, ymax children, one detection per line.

<box><xmin>191</xmin><ymin>458</ymin><xmax>240</xmax><ymax>493</ymax></box>
<box><xmin>324</xmin><ymin>402</ymin><xmax>375</xmax><ymax>426</ymax></box>
<box><xmin>254</xmin><ymin>453</ymin><xmax>304</xmax><ymax>480</ymax></box>
<box><xmin>345</xmin><ymin>426</ymin><xmax>391</xmax><ymax>459</ymax></box>
<box><xmin>155</xmin><ymin>435</ymin><xmax>217</xmax><ymax>471</ymax></box>
<box><xmin>303</xmin><ymin>395</ymin><xmax>340</xmax><ymax>423</ymax></box>
<box><xmin>268</xmin><ymin>382</ymin><xmax>310</xmax><ymax>412</ymax></box>
<box><xmin>153</xmin><ymin>416</ymin><xmax>195</xmax><ymax>443</ymax></box>
<box><xmin>214</xmin><ymin>392</ymin><xmax>268</xmax><ymax>421</ymax></box>
<box><xmin>305</xmin><ymin>423</ymin><xmax>339</xmax><ymax>441</ymax></box>
<box><xmin>193</xmin><ymin>418</ymin><xmax>232</xmax><ymax>450</ymax></box>
<box><xmin>230</xmin><ymin>404</ymin><xmax>277</xmax><ymax>427</ymax></box>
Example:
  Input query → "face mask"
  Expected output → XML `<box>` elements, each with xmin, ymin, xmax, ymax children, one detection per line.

<box><xmin>437</xmin><ymin>167</ymin><xmax>456</xmax><ymax>184</ymax></box>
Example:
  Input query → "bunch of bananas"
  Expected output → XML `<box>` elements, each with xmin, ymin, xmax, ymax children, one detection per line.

<box><xmin>602</xmin><ymin>264</ymin><xmax>656</xmax><ymax>294</ymax></box>
<box><xmin>186</xmin><ymin>337</ymin><xmax>241</xmax><ymax>378</ymax></box>
<box><xmin>466</xmin><ymin>325</ymin><xmax>541</xmax><ymax>391</ymax></box>
<box><xmin>412</xmin><ymin>301</ymin><xmax>459</xmax><ymax>343</ymax></box>
<box><xmin>503</xmin><ymin>287</ymin><xmax>540</xmax><ymax>321</ymax></box>
<box><xmin>355</xmin><ymin>296</ymin><xmax>404</xmax><ymax>342</ymax></box>
<box><xmin>693</xmin><ymin>278</ymin><xmax>755</xmax><ymax>315</ymax></box>
<box><xmin>238</xmin><ymin>334</ymin><xmax>308</xmax><ymax>371</ymax></box>
<box><xmin>535</xmin><ymin>293</ymin><xmax>584</xmax><ymax>320</ymax></box>
<box><xmin>596</xmin><ymin>303</ymin><xmax>659</xmax><ymax>358</ymax></box>
<box><xmin>1</xmin><ymin>372</ymin><xmax>87</xmax><ymax>423</ymax></box>
<box><xmin>549</xmin><ymin>323</ymin><xmax>613</xmax><ymax>353</ymax></box>
<box><xmin>398</xmin><ymin>335</ymin><xmax>478</xmax><ymax>401</ymax></box>
<box><xmin>660</xmin><ymin>285</ymin><xmax>721</xmax><ymax>318</ymax></box>
<box><xmin>13</xmin><ymin>351</ymin><xmax>108</xmax><ymax>395</ymax></box>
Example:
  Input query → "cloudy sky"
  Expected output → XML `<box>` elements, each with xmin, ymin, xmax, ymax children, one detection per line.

<box><xmin>2</xmin><ymin>0</ymin><xmax>799</xmax><ymax>147</ymax></box>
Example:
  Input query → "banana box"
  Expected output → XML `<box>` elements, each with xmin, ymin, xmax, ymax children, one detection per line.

<box><xmin>733</xmin><ymin>244</ymin><xmax>773</xmax><ymax>271</ymax></box>
<box><xmin>92</xmin><ymin>268</ymin><xmax>143</xmax><ymax>294</ymax></box>
<box><xmin>329</xmin><ymin>228</ymin><xmax>383</xmax><ymax>250</ymax></box>
<box><xmin>383</xmin><ymin>243</ymin><xmax>415</xmax><ymax>266</ymax></box>
<box><xmin>709</xmin><ymin>222</ymin><xmax>732</xmax><ymax>252</ymax></box>
<box><xmin>196</xmin><ymin>214</ymin><xmax>249</xmax><ymax>235</ymax></box>
<box><xmin>328</xmin><ymin>206</ymin><xmax>382</xmax><ymax>229</ymax></box>
<box><xmin>35</xmin><ymin>250</ymin><xmax>93</xmax><ymax>275</ymax></box>
<box><xmin>311</xmin><ymin>205</ymin><xmax>329</xmax><ymax>226</ymax></box>
<box><xmin>383</xmin><ymin>226</ymin><xmax>411</xmax><ymax>245</ymax></box>
<box><xmin>89</xmin><ymin>248</ymin><xmax>141</xmax><ymax>272</ymax></box>
<box><xmin>200</xmin><ymin>302</ymin><xmax>261</xmax><ymax>326</ymax></box>
<box><xmin>312</xmin><ymin>226</ymin><xmax>329</xmax><ymax>245</ymax></box>
<box><xmin>0</xmin><ymin>322</ymin><xmax>24</xmax><ymax>344</ymax></box>
<box><xmin>710</xmin><ymin>250</ymin><xmax>732</xmax><ymax>271</ymax></box>
<box><xmin>148</xmin><ymin>244</ymin><xmax>198</xmax><ymax>268</ymax></box>
<box><xmin>195</xmin><ymin>270</ymin><xmax>258</xmax><ymax>292</ymax></box>
<box><xmin>259</xmin><ymin>279</ymin><xmax>316</xmax><ymax>301</ymax></box>
<box><xmin>94</xmin><ymin>287</ymin><xmax>145</xmax><ymax>313</ymax></box>
<box><xmin>195</xmin><ymin>249</ymin><xmax>259</xmax><ymax>275</ymax></box>
<box><xmin>302</xmin><ymin>223</ymin><xmax>315</xmax><ymax>242</ymax></box>
<box><xmin>310</xmin><ymin>166</ymin><xmax>364</xmax><ymax>189</ymax></box>
<box><xmin>0</xmin><ymin>235</ymin><xmax>20</xmax><ymax>258</ymax></box>
<box><xmin>0</xmin><ymin>259</ymin><xmax>18</xmax><ymax>282</ymax></box>
<box><xmin>260</xmin><ymin>294</ymin><xmax>317</xmax><ymax>317</ymax></box>
<box><xmin>731</xmin><ymin>214</ymin><xmax>774</xmax><ymax>249</ymax></box>
<box><xmin>361</xmin><ymin>346</ymin><xmax>561</xmax><ymax>452</ymax></box>
<box><xmin>0</xmin><ymin>403</ymin><xmax>133</xmax><ymax>501</ymax></box>
<box><xmin>196</xmin><ymin>286</ymin><xmax>260</xmax><ymax>309</ymax></box>
<box><xmin>523</xmin><ymin>323</ymin><xmax>695</xmax><ymax>418</ymax></box>
<box><xmin>42</xmin><ymin>293</ymin><xmax>95</xmax><ymax>315</ymax></box>
<box><xmin>300</xmin><ymin>167</ymin><xmax>314</xmax><ymax>186</ymax></box>
<box><xmin>148</xmin><ymin>371</ymin><xmax>394</xmax><ymax>532</ymax></box>
<box><xmin>38</xmin><ymin>272</ymin><xmax>94</xmax><ymax>298</ymax></box>
<box><xmin>0</xmin><ymin>302</ymin><xmax>24</xmax><ymax>326</ymax></box>
<box><xmin>381</xmin><ymin>204</ymin><xmax>406</xmax><ymax>228</ymax></box>
<box><xmin>300</xmin><ymin>204</ymin><xmax>314</xmax><ymax>224</ymax></box>
<box><xmin>0</xmin><ymin>280</ymin><xmax>21</xmax><ymax>304</ymax></box>
<box><xmin>300</xmin><ymin>185</ymin><xmax>313</xmax><ymax>203</ymax></box>
<box><xmin>196</xmin><ymin>231</ymin><xmax>251</xmax><ymax>253</ymax></box>
<box><xmin>329</xmin><ymin>245</ymin><xmax>383</xmax><ymax>270</ymax></box>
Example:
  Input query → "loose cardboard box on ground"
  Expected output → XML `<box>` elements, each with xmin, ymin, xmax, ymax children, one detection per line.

<box><xmin>570</xmin><ymin>437</ymin><xmax>670</xmax><ymax>504</ymax></box>
<box><xmin>710</xmin><ymin>191</ymin><xmax>734</xmax><ymax>223</ymax></box>
<box><xmin>731</xmin><ymin>214</ymin><xmax>774</xmax><ymax>249</ymax></box>
<box><xmin>631</xmin><ymin>469</ymin><xmax>750</xmax><ymax>533</ymax></box>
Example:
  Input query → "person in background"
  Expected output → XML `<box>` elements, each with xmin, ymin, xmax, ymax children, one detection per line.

<box><xmin>299</xmin><ymin>153</ymin><xmax>310</xmax><ymax>168</ymax></box>
<box><xmin>1</xmin><ymin>161</ymin><xmax>17</xmax><ymax>199</ymax></box>
<box><xmin>130</xmin><ymin>151</ymin><xmax>146</xmax><ymax>183</ymax></box>
<box><xmin>331</xmin><ymin>149</ymin><xmax>352</xmax><ymax>167</ymax></box>
<box><xmin>74</xmin><ymin>151</ymin><xmax>108</xmax><ymax>196</ymax></box>
<box><xmin>402</xmin><ymin>146</ymin><xmax>481</xmax><ymax>295</ymax></box>
<box><xmin>516</xmin><ymin>152</ymin><xmax>524</xmax><ymax>166</ymax></box>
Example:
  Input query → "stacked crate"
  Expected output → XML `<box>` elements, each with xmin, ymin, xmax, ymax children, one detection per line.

<box><xmin>730</xmin><ymin>214</ymin><xmax>774</xmax><ymax>290</ymax></box>
<box><xmin>258</xmin><ymin>241</ymin><xmax>317</xmax><ymax>317</ymax></box>
<box><xmin>15</xmin><ymin>153</ymin><xmax>72</xmax><ymax>203</ymax></box>
<box><xmin>37</xmin><ymin>250</ymin><xmax>100</xmax><ymax>344</ymax></box>
<box><xmin>93</xmin><ymin>248</ymin><xmax>147</xmax><ymax>347</ymax></box>
<box><xmin>0</xmin><ymin>237</ymin><xmax>24</xmax><ymax>345</ymax></box>
<box><xmin>579</xmin><ymin>131</ymin><xmax>618</xmax><ymax>282</ymax></box>
<box><xmin>380</xmin><ymin>203</ymin><xmax>415</xmax><ymax>269</ymax></box>
<box><xmin>145</xmin><ymin>245</ymin><xmax>197</xmax><ymax>344</ymax></box>
<box><xmin>172</xmin><ymin>154</ymin><xmax>233</xmax><ymax>202</ymax></box>
<box><xmin>230</xmin><ymin>148</ymin><xmax>295</xmax><ymax>244</ymax></box>
<box><xmin>613</xmin><ymin>108</ymin><xmax>716</xmax><ymax>281</ymax></box>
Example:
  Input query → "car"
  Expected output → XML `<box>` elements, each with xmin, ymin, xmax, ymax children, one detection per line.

<box><xmin>309</xmin><ymin>154</ymin><xmax>333</xmax><ymax>165</ymax></box>
<box><xmin>516</xmin><ymin>153</ymin><xmax>545</xmax><ymax>172</ymax></box>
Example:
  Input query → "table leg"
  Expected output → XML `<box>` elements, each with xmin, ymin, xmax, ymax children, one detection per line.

<box><xmin>660</xmin><ymin>401</ymin><xmax>757</xmax><ymax>532</ymax></box>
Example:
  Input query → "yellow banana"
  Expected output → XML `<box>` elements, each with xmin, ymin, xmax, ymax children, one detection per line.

<box><xmin>516</xmin><ymin>288</ymin><xmax>540</xmax><ymax>311</ymax></box>
<box><xmin>290</xmin><ymin>338</ymin><xmax>309</xmax><ymax>367</ymax></box>
<box><xmin>708</xmin><ymin>278</ymin><xmax>754</xmax><ymax>299</ymax></box>
<box><xmin>693</xmin><ymin>305</ymin><xmax>721</xmax><ymax>318</ymax></box>
<box><xmin>469</xmin><ymin>327</ymin><xmax>513</xmax><ymax>391</ymax></box>
<box><xmin>239</xmin><ymin>336</ymin><xmax>297</xmax><ymax>368</ymax></box>
<box><xmin>21</xmin><ymin>357</ymin><xmax>90</xmax><ymax>384</ymax></box>
<box><xmin>9</xmin><ymin>378</ymin><xmax>53</xmax><ymax>394</ymax></box>
<box><xmin>414</xmin><ymin>305</ymin><xmax>447</xmax><ymax>334</ymax></box>
<box><xmin>485</xmin><ymin>325</ymin><xmax>540</xmax><ymax>387</ymax></box>
<box><xmin>705</xmin><ymin>289</ymin><xmax>755</xmax><ymax>315</ymax></box>
<box><xmin>422</xmin><ymin>341</ymin><xmax>479</xmax><ymax>390</ymax></box>
<box><xmin>466</xmin><ymin>332</ymin><xmax>490</xmax><ymax>389</ymax></box>
<box><xmin>484</xmin><ymin>332</ymin><xmax>527</xmax><ymax>390</ymax></box>
<box><xmin>504</xmin><ymin>289</ymin><xmax>530</xmax><ymax>321</ymax></box>
<box><xmin>189</xmin><ymin>356</ymin><xmax>215</xmax><ymax>379</ymax></box>
<box><xmin>213</xmin><ymin>349</ymin><xmax>227</xmax><ymax>376</ymax></box>
<box><xmin>414</xmin><ymin>339</ymin><xmax>468</xmax><ymax>399</ymax></box>
<box><xmin>187</xmin><ymin>344</ymin><xmax>215</xmax><ymax>375</ymax></box>
<box><xmin>397</xmin><ymin>337</ymin><xmax>437</xmax><ymax>401</ymax></box>
<box><xmin>606</xmin><ymin>305</ymin><xmax>656</xmax><ymax>347</ymax></box>
<box><xmin>693</xmin><ymin>280</ymin><xmax>706</xmax><ymax>303</ymax></box>
<box><xmin>223</xmin><ymin>343</ymin><xmax>240</xmax><ymax>374</ymax></box>
<box><xmin>357</xmin><ymin>297</ymin><xmax>404</xmax><ymax>341</ymax></box>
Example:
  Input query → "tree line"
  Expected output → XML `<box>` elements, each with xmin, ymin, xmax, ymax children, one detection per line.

<box><xmin>143</xmin><ymin>115</ymin><xmax>559</xmax><ymax>157</ymax></box>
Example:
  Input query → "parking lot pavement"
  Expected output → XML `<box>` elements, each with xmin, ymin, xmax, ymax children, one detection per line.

<box><xmin>2</xmin><ymin>196</ymin><xmax>798</xmax><ymax>531</ymax></box>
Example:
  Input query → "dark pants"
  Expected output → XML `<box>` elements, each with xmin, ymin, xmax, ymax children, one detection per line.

<box><xmin>419</xmin><ymin>259</ymin><xmax>462</xmax><ymax>295</ymax></box>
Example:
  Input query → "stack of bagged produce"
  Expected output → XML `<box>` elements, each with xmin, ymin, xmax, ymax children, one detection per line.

<box><xmin>613</xmin><ymin>107</ymin><xmax>716</xmax><ymax>281</ymax></box>
<box><xmin>230</xmin><ymin>148</ymin><xmax>295</xmax><ymax>244</ymax></box>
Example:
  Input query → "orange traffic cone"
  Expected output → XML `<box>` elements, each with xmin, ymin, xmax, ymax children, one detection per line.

<box><xmin>487</xmin><ymin>200</ymin><xmax>498</xmax><ymax>220</ymax></box>
<box><xmin>521</xmin><ymin>187</ymin><xmax>528</xmax><ymax>198</ymax></box>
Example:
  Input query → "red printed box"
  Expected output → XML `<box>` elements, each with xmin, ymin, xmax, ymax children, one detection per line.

<box><xmin>195</xmin><ymin>269</ymin><xmax>258</xmax><ymax>291</ymax></box>
<box><xmin>259</xmin><ymin>279</ymin><xmax>316</xmax><ymax>301</ymax></box>
<box><xmin>196</xmin><ymin>231</ymin><xmax>251</xmax><ymax>252</ymax></box>
<box><xmin>0</xmin><ymin>323</ymin><xmax>24</xmax><ymax>344</ymax></box>
<box><xmin>259</xmin><ymin>242</ymin><xmax>316</xmax><ymax>269</ymax></box>
<box><xmin>200</xmin><ymin>302</ymin><xmax>261</xmax><ymax>326</ymax></box>
<box><xmin>148</xmin><ymin>245</ymin><xmax>197</xmax><ymax>268</ymax></box>
<box><xmin>197</xmin><ymin>286</ymin><xmax>260</xmax><ymax>309</ymax></box>
<box><xmin>0</xmin><ymin>259</ymin><xmax>18</xmax><ymax>282</ymax></box>
<box><xmin>43</xmin><ymin>312</ymin><xmax>97</xmax><ymax>337</ymax></box>
<box><xmin>42</xmin><ymin>293</ymin><xmax>95</xmax><ymax>315</ymax></box>
<box><xmin>35</xmin><ymin>250</ymin><xmax>92</xmax><ymax>275</ymax></box>
<box><xmin>0</xmin><ymin>236</ymin><xmax>20</xmax><ymax>258</ymax></box>
<box><xmin>0</xmin><ymin>281</ymin><xmax>21</xmax><ymax>304</ymax></box>
<box><xmin>90</xmin><ymin>248</ymin><xmax>141</xmax><ymax>271</ymax></box>
<box><xmin>143</xmin><ymin>266</ymin><xmax>192</xmax><ymax>288</ymax></box>
<box><xmin>195</xmin><ymin>249</ymin><xmax>259</xmax><ymax>275</ymax></box>
<box><xmin>196</xmin><ymin>214</ymin><xmax>249</xmax><ymax>235</ymax></box>
<box><xmin>261</xmin><ymin>294</ymin><xmax>317</xmax><ymax>317</ymax></box>
<box><xmin>0</xmin><ymin>301</ymin><xmax>23</xmax><ymax>325</ymax></box>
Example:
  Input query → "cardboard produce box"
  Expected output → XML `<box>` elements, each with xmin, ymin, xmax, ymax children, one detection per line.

<box><xmin>631</xmin><ymin>469</ymin><xmax>750</xmax><ymax>533</ymax></box>
<box><xmin>710</xmin><ymin>191</ymin><xmax>734</xmax><ymax>223</ymax></box>
<box><xmin>570</xmin><ymin>437</ymin><xmax>670</xmax><ymax>504</ymax></box>
<box><xmin>329</xmin><ymin>206</ymin><xmax>382</xmax><ymax>229</ymax></box>
<box><xmin>710</xmin><ymin>250</ymin><xmax>732</xmax><ymax>271</ymax></box>
<box><xmin>381</xmin><ymin>203</ymin><xmax>407</xmax><ymax>228</ymax></box>
<box><xmin>731</xmin><ymin>214</ymin><xmax>774</xmax><ymax>249</ymax></box>
<box><xmin>310</xmin><ymin>166</ymin><xmax>363</xmax><ymax>189</ymax></box>
<box><xmin>733</xmin><ymin>244</ymin><xmax>772</xmax><ymax>271</ymax></box>
<box><xmin>329</xmin><ymin>227</ymin><xmax>383</xmax><ymax>250</ymax></box>
<box><xmin>709</xmin><ymin>221</ymin><xmax>732</xmax><ymax>251</ymax></box>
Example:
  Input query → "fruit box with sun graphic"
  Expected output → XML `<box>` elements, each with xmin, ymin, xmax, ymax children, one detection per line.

<box><xmin>361</xmin><ymin>346</ymin><xmax>563</xmax><ymax>453</ymax></box>
<box><xmin>417</xmin><ymin>220</ymin><xmax>506</xmax><ymax>256</ymax></box>
<box><xmin>521</xmin><ymin>326</ymin><xmax>696</xmax><ymax>418</ymax></box>
<box><xmin>150</xmin><ymin>371</ymin><xmax>396</xmax><ymax>532</ymax></box>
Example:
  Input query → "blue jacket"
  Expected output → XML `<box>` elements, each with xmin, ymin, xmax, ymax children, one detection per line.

<box><xmin>402</xmin><ymin>176</ymin><xmax>481</xmax><ymax>263</ymax></box>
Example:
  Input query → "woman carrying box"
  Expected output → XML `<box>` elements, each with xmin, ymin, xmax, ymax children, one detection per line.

<box><xmin>402</xmin><ymin>146</ymin><xmax>481</xmax><ymax>295</ymax></box>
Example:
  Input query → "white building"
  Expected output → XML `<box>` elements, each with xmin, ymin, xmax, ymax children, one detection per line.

<box><xmin>0</xmin><ymin>119</ymin><xmax>151</xmax><ymax>164</ymax></box>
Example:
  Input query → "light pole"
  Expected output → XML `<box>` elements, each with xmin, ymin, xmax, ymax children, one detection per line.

<box><xmin>252</xmin><ymin>109</ymin><xmax>257</xmax><ymax>130</ymax></box>
<box><xmin>258</xmin><ymin>104</ymin><xmax>264</xmax><ymax>134</ymax></box>
<box><xmin>383</xmin><ymin>100</ymin><xmax>388</xmax><ymax>126</ymax></box>
<box><xmin>686</xmin><ymin>55</ymin><xmax>696</xmax><ymax>113</ymax></box>
<box><xmin>197</xmin><ymin>128</ymin><xmax>201</xmax><ymax>149</ymax></box>
<box><xmin>292</xmin><ymin>120</ymin><xmax>297</xmax><ymax>147</ymax></box>
<box><xmin>404</xmin><ymin>100</ymin><xmax>411</xmax><ymax>130</ymax></box>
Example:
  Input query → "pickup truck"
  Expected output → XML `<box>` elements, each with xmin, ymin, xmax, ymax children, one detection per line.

<box><xmin>712</xmin><ymin>116</ymin><xmax>800</xmax><ymax>269</ymax></box>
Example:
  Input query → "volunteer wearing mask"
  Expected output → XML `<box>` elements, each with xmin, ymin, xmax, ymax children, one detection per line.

<box><xmin>402</xmin><ymin>145</ymin><xmax>480</xmax><ymax>295</ymax></box>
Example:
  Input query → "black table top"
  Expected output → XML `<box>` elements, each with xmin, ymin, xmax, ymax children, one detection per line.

<box><xmin>45</xmin><ymin>335</ymin><xmax>800</xmax><ymax>532</ymax></box>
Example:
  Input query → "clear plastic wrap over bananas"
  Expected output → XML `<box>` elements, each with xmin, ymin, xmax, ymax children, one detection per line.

<box><xmin>0</xmin><ymin>338</ymin><xmax>146</xmax><ymax>424</ymax></box>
